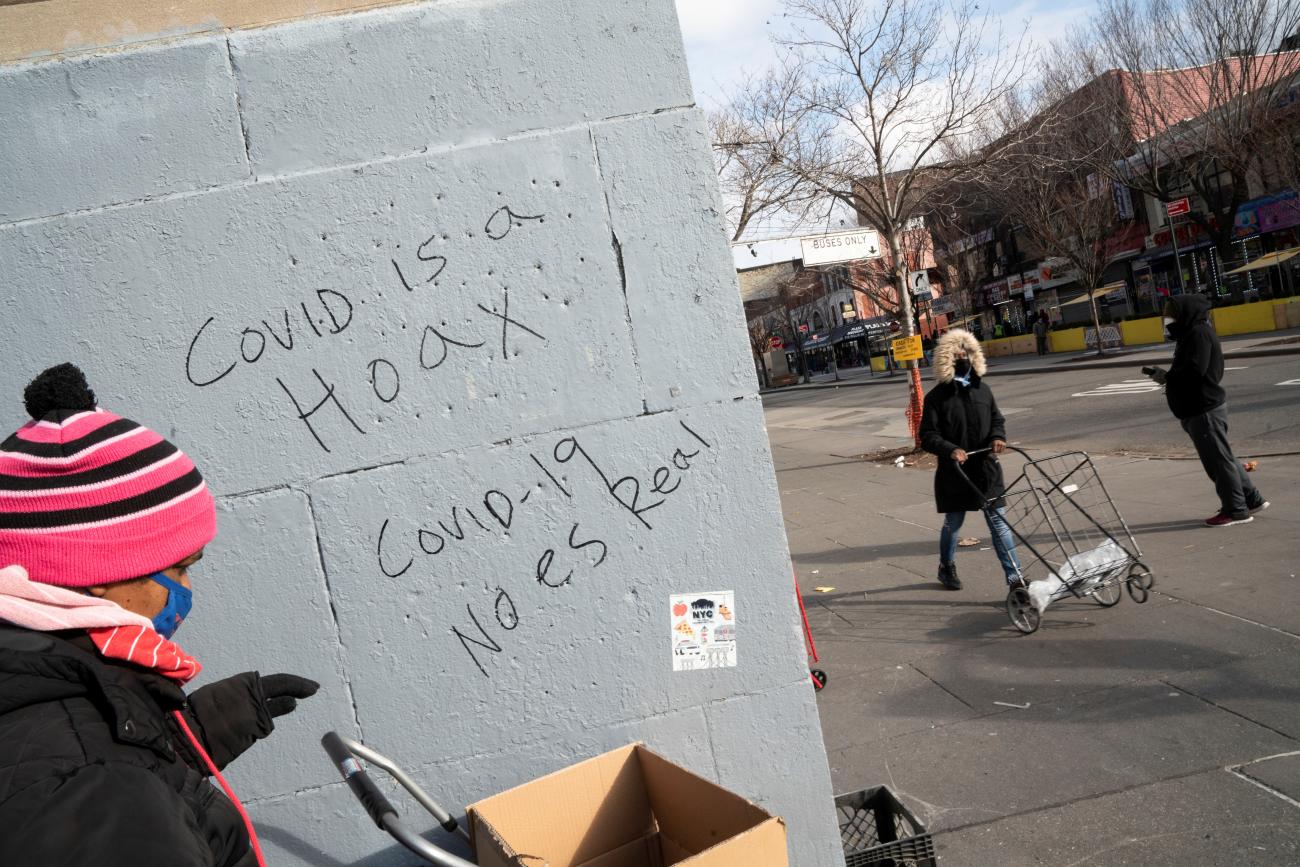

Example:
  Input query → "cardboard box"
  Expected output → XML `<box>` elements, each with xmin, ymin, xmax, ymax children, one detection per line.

<box><xmin>467</xmin><ymin>744</ymin><xmax>788</xmax><ymax>867</ymax></box>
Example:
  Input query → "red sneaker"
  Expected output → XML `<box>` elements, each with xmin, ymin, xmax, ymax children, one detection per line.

<box><xmin>1205</xmin><ymin>513</ymin><xmax>1253</xmax><ymax>527</ymax></box>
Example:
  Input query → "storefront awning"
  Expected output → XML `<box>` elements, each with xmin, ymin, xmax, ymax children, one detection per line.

<box><xmin>833</xmin><ymin>323</ymin><xmax>867</xmax><ymax>342</ymax></box>
<box><xmin>1222</xmin><ymin>246</ymin><xmax>1300</xmax><ymax>276</ymax></box>
<box><xmin>1058</xmin><ymin>282</ymin><xmax>1126</xmax><ymax>307</ymax></box>
<box><xmin>795</xmin><ymin>331</ymin><xmax>832</xmax><ymax>350</ymax></box>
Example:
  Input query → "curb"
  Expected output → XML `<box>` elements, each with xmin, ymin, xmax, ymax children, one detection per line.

<box><xmin>760</xmin><ymin>344</ymin><xmax>1300</xmax><ymax>394</ymax></box>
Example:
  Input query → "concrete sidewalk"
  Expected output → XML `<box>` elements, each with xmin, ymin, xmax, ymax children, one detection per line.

<box><xmin>777</xmin><ymin>426</ymin><xmax>1300</xmax><ymax>863</ymax></box>
<box><xmin>767</xmin><ymin>327</ymin><xmax>1300</xmax><ymax>394</ymax></box>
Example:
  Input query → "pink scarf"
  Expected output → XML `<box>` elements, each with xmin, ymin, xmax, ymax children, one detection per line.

<box><xmin>0</xmin><ymin>564</ymin><xmax>201</xmax><ymax>683</ymax></box>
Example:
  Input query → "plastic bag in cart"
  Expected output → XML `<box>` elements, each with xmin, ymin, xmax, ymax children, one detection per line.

<box><xmin>1028</xmin><ymin>539</ymin><xmax>1129</xmax><ymax>613</ymax></box>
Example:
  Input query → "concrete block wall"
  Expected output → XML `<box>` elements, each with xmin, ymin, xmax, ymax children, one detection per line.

<box><xmin>0</xmin><ymin>2</ymin><xmax>842</xmax><ymax>864</ymax></box>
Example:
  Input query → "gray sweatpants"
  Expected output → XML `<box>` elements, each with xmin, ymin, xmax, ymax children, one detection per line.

<box><xmin>1180</xmin><ymin>404</ymin><xmax>1261</xmax><ymax>517</ymax></box>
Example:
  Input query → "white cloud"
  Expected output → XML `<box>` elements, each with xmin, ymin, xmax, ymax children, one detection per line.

<box><xmin>675</xmin><ymin>0</ymin><xmax>785</xmax><ymax>108</ymax></box>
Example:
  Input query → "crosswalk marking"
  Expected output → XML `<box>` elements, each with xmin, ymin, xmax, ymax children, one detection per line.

<box><xmin>1072</xmin><ymin>379</ymin><xmax>1162</xmax><ymax>398</ymax></box>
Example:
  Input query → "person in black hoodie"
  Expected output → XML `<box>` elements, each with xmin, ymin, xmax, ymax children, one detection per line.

<box><xmin>920</xmin><ymin>329</ymin><xmax>1022</xmax><ymax>590</ymax></box>
<box><xmin>0</xmin><ymin>364</ymin><xmax>319</xmax><ymax>866</ymax></box>
<box><xmin>1148</xmin><ymin>296</ymin><xmax>1268</xmax><ymax>526</ymax></box>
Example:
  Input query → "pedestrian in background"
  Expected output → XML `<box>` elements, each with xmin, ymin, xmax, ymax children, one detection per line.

<box><xmin>920</xmin><ymin>329</ymin><xmax>1022</xmax><ymax>590</ymax></box>
<box><xmin>0</xmin><ymin>363</ymin><xmax>319</xmax><ymax>866</ymax></box>
<box><xmin>1033</xmin><ymin>310</ymin><xmax>1050</xmax><ymax>356</ymax></box>
<box><xmin>1148</xmin><ymin>296</ymin><xmax>1268</xmax><ymax>527</ymax></box>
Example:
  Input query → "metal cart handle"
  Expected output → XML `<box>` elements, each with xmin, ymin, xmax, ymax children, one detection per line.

<box><xmin>322</xmin><ymin>732</ymin><xmax>476</xmax><ymax>867</ymax></box>
<box><xmin>950</xmin><ymin>443</ymin><xmax>1030</xmax><ymax>499</ymax></box>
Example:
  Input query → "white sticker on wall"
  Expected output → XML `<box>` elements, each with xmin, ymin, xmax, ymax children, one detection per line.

<box><xmin>671</xmin><ymin>591</ymin><xmax>737</xmax><ymax>671</ymax></box>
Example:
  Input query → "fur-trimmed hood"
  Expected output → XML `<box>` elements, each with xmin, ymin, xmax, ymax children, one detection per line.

<box><xmin>933</xmin><ymin>328</ymin><xmax>987</xmax><ymax>383</ymax></box>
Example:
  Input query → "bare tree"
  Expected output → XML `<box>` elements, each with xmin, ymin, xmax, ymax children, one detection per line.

<box><xmin>972</xmin><ymin>64</ymin><xmax>1137</xmax><ymax>354</ymax></box>
<box><xmin>926</xmin><ymin>199</ymin><xmax>986</xmax><ymax>329</ymax></box>
<box><xmin>771</xmin><ymin>0</ymin><xmax>1032</xmax><ymax>444</ymax></box>
<box><xmin>710</xmin><ymin>62</ymin><xmax>822</xmax><ymax>242</ymax></box>
<box><xmin>747</xmin><ymin>318</ymin><xmax>780</xmax><ymax>387</ymax></box>
<box><xmin>745</xmin><ymin>268</ymin><xmax>827</xmax><ymax>383</ymax></box>
<box><xmin>1087</xmin><ymin>0</ymin><xmax>1300</xmax><ymax>286</ymax></box>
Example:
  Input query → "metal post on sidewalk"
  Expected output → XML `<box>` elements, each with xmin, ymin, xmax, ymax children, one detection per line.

<box><xmin>1170</xmin><ymin>215</ymin><xmax>1186</xmax><ymax>295</ymax></box>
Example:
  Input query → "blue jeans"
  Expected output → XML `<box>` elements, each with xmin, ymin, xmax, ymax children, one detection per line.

<box><xmin>940</xmin><ymin>508</ymin><xmax>1022</xmax><ymax>583</ymax></box>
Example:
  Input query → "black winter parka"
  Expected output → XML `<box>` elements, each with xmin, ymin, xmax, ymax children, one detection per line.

<box><xmin>1163</xmin><ymin>294</ymin><xmax>1226</xmax><ymax>420</ymax></box>
<box><xmin>919</xmin><ymin>376</ymin><xmax>1007</xmax><ymax>513</ymax></box>
<box><xmin>0</xmin><ymin>624</ymin><xmax>272</xmax><ymax>866</ymax></box>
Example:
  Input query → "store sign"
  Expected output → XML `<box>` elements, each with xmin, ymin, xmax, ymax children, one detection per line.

<box><xmin>949</xmin><ymin>227</ymin><xmax>994</xmax><ymax>254</ymax></box>
<box><xmin>1113</xmin><ymin>183</ymin><xmax>1135</xmax><ymax>220</ymax></box>
<box><xmin>800</xmin><ymin>229</ymin><xmax>882</xmax><ymax>266</ymax></box>
<box><xmin>983</xmin><ymin>278</ymin><xmax>1009</xmax><ymax>305</ymax></box>
<box><xmin>891</xmin><ymin>335</ymin><xmax>924</xmax><ymax>362</ymax></box>
<box><xmin>1234</xmin><ymin>189</ymin><xmax>1300</xmax><ymax>239</ymax></box>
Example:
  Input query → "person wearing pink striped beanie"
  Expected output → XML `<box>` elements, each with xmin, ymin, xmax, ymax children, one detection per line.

<box><xmin>0</xmin><ymin>363</ymin><xmax>316</xmax><ymax>867</ymax></box>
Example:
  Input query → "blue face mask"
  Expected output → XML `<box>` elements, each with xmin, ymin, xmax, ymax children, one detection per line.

<box><xmin>147</xmin><ymin>572</ymin><xmax>193</xmax><ymax>639</ymax></box>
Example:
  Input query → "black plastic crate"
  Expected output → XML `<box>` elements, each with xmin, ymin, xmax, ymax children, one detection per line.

<box><xmin>835</xmin><ymin>786</ymin><xmax>937</xmax><ymax>867</ymax></box>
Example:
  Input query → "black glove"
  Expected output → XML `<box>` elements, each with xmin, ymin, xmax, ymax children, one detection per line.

<box><xmin>260</xmin><ymin>673</ymin><xmax>320</xmax><ymax>718</ymax></box>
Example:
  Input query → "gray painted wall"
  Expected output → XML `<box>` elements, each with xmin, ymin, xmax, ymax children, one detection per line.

<box><xmin>0</xmin><ymin>1</ymin><xmax>842</xmax><ymax>863</ymax></box>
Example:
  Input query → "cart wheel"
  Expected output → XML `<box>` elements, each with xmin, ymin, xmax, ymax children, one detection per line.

<box><xmin>1127</xmin><ymin>579</ymin><xmax>1150</xmax><ymax>603</ymax></box>
<box><xmin>1006</xmin><ymin>587</ymin><xmax>1040</xmax><ymax>634</ymax></box>
<box><xmin>1091</xmin><ymin>579</ymin><xmax>1122</xmax><ymax>607</ymax></box>
<box><xmin>1130</xmin><ymin>563</ymin><xmax>1155</xmax><ymax>590</ymax></box>
<box><xmin>811</xmin><ymin>669</ymin><xmax>828</xmax><ymax>691</ymax></box>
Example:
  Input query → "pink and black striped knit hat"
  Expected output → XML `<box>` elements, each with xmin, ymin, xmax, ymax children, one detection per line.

<box><xmin>0</xmin><ymin>364</ymin><xmax>216</xmax><ymax>588</ymax></box>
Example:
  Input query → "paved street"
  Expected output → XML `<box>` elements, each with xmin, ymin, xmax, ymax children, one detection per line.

<box><xmin>768</xmin><ymin>357</ymin><xmax>1300</xmax><ymax>865</ymax></box>
<box><xmin>764</xmin><ymin>354</ymin><xmax>1300</xmax><ymax>458</ymax></box>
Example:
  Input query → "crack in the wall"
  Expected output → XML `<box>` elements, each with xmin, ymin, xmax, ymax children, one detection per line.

<box><xmin>610</xmin><ymin>230</ymin><xmax>627</xmax><ymax>299</ymax></box>
<box><xmin>0</xmin><ymin>105</ymin><xmax>703</xmax><ymax>231</ymax></box>
<box><xmin>244</xmin><ymin>778</ymin><xmax>347</xmax><ymax>807</ymax></box>
<box><xmin>317</xmin><ymin>457</ymin><xmax>407</xmax><ymax>483</ymax></box>
<box><xmin>216</xmin><ymin>482</ymin><xmax>293</xmax><ymax>502</ymax></box>
<box><xmin>223</xmin><ymin>37</ymin><xmax>255</xmax><ymax>177</ymax></box>
<box><xmin>590</xmin><ymin>129</ymin><xmax>647</xmax><ymax>406</ymax></box>
<box><xmin>304</xmin><ymin>491</ymin><xmax>366</xmax><ymax>740</ymax></box>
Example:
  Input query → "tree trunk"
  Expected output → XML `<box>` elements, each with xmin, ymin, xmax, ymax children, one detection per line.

<box><xmin>784</xmin><ymin>306</ymin><xmax>811</xmax><ymax>384</ymax></box>
<box><xmin>886</xmin><ymin>228</ymin><xmax>925</xmax><ymax>449</ymax></box>
<box><xmin>1088</xmin><ymin>291</ymin><xmax>1108</xmax><ymax>358</ymax></box>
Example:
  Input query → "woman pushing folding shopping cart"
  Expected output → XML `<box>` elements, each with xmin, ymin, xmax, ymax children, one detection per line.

<box><xmin>954</xmin><ymin>445</ymin><xmax>1156</xmax><ymax>633</ymax></box>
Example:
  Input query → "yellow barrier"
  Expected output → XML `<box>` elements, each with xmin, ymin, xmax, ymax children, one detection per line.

<box><xmin>1212</xmin><ymin>300</ymin><xmax>1283</xmax><ymax>336</ymax></box>
<box><xmin>984</xmin><ymin>338</ymin><xmax>1011</xmax><ymax>357</ymax></box>
<box><xmin>1010</xmin><ymin>335</ymin><xmax>1037</xmax><ymax>355</ymax></box>
<box><xmin>1049</xmin><ymin>328</ymin><xmax>1086</xmax><ymax>352</ymax></box>
<box><xmin>1278</xmin><ymin>300</ymin><xmax>1300</xmax><ymax>329</ymax></box>
<box><xmin>1121</xmin><ymin>317</ymin><xmax>1165</xmax><ymax>346</ymax></box>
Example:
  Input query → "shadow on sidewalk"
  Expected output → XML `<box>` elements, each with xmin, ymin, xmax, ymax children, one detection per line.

<box><xmin>795</xmin><ymin>517</ymin><xmax>1210</xmax><ymax>568</ymax></box>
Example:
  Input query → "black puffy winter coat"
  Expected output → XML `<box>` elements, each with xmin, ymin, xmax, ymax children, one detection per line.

<box><xmin>0</xmin><ymin>624</ymin><xmax>272</xmax><ymax>866</ymax></box>
<box><xmin>919</xmin><ymin>376</ymin><xmax>1007</xmax><ymax>513</ymax></box>
<box><xmin>1163</xmin><ymin>294</ymin><xmax>1226</xmax><ymax>420</ymax></box>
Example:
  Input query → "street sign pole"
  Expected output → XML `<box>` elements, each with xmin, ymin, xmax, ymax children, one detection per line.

<box><xmin>1170</xmin><ymin>216</ymin><xmax>1186</xmax><ymax>295</ymax></box>
<box><xmin>1165</xmin><ymin>199</ymin><xmax>1189</xmax><ymax>296</ymax></box>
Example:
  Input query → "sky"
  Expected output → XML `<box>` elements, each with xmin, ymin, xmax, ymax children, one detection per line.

<box><xmin>673</xmin><ymin>0</ymin><xmax>1097</xmax><ymax>240</ymax></box>
<box><xmin>674</xmin><ymin>0</ymin><xmax>1096</xmax><ymax>111</ymax></box>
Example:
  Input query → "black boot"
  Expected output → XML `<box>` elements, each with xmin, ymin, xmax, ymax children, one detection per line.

<box><xmin>937</xmin><ymin>562</ymin><xmax>962</xmax><ymax>590</ymax></box>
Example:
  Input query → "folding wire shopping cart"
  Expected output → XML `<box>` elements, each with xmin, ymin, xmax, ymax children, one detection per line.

<box><xmin>955</xmin><ymin>446</ymin><xmax>1155</xmax><ymax>634</ymax></box>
